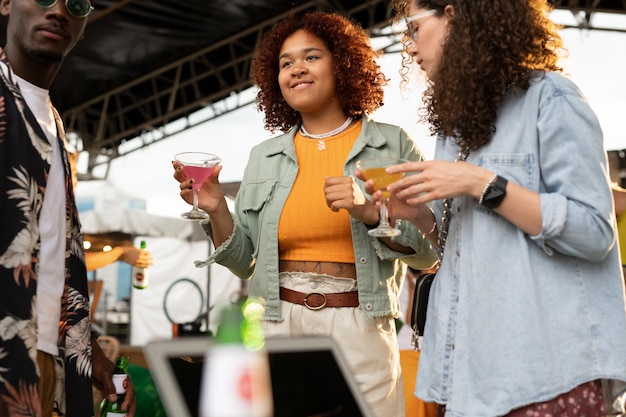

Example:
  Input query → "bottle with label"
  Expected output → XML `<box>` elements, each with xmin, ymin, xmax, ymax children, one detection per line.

<box><xmin>99</xmin><ymin>356</ymin><xmax>130</xmax><ymax>417</ymax></box>
<box><xmin>199</xmin><ymin>299</ymin><xmax>273</xmax><ymax>417</ymax></box>
<box><xmin>132</xmin><ymin>240</ymin><xmax>148</xmax><ymax>289</ymax></box>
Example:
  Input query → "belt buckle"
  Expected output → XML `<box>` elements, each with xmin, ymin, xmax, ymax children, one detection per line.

<box><xmin>303</xmin><ymin>292</ymin><xmax>327</xmax><ymax>310</ymax></box>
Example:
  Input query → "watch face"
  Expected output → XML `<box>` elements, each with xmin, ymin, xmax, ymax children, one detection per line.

<box><xmin>480</xmin><ymin>175</ymin><xmax>508</xmax><ymax>209</ymax></box>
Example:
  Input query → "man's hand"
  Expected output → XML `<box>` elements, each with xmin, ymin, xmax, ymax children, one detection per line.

<box><xmin>92</xmin><ymin>338</ymin><xmax>136</xmax><ymax>416</ymax></box>
<box><xmin>120</xmin><ymin>246</ymin><xmax>153</xmax><ymax>268</ymax></box>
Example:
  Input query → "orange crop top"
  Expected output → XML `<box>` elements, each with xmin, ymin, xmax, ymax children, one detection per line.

<box><xmin>278</xmin><ymin>120</ymin><xmax>362</xmax><ymax>264</ymax></box>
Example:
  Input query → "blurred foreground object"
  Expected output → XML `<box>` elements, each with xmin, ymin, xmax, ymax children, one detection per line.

<box><xmin>199</xmin><ymin>300</ymin><xmax>273</xmax><ymax>417</ymax></box>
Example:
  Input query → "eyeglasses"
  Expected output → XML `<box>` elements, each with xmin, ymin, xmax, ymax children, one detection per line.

<box><xmin>34</xmin><ymin>0</ymin><xmax>94</xmax><ymax>18</ymax></box>
<box><xmin>404</xmin><ymin>9</ymin><xmax>437</xmax><ymax>42</ymax></box>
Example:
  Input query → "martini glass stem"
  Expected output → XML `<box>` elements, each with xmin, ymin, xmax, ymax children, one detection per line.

<box><xmin>379</xmin><ymin>198</ymin><xmax>392</xmax><ymax>229</ymax></box>
<box><xmin>192</xmin><ymin>190</ymin><xmax>200</xmax><ymax>212</ymax></box>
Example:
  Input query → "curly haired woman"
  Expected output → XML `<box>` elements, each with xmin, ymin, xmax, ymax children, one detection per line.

<box><xmin>173</xmin><ymin>11</ymin><xmax>438</xmax><ymax>417</ymax></box>
<box><xmin>379</xmin><ymin>1</ymin><xmax>626</xmax><ymax>416</ymax></box>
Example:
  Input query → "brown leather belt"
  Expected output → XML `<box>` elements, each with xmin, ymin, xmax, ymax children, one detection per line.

<box><xmin>279</xmin><ymin>287</ymin><xmax>359</xmax><ymax>310</ymax></box>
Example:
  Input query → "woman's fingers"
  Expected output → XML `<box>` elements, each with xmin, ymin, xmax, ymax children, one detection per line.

<box><xmin>172</xmin><ymin>162</ymin><xmax>185</xmax><ymax>180</ymax></box>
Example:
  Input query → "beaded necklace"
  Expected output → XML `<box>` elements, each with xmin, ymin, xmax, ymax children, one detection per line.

<box><xmin>299</xmin><ymin>117</ymin><xmax>353</xmax><ymax>151</ymax></box>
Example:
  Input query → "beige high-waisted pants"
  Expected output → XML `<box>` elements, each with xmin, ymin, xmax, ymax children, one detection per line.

<box><xmin>263</xmin><ymin>272</ymin><xmax>405</xmax><ymax>417</ymax></box>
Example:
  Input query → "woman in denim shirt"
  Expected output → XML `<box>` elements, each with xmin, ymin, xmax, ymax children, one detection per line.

<box><xmin>173</xmin><ymin>11</ymin><xmax>438</xmax><ymax>416</ymax></box>
<box><xmin>383</xmin><ymin>1</ymin><xmax>626</xmax><ymax>416</ymax></box>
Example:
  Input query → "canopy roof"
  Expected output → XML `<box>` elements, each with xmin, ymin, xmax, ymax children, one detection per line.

<box><xmin>1</xmin><ymin>0</ymin><xmax>624</xmax><ymax>178</ymax></box>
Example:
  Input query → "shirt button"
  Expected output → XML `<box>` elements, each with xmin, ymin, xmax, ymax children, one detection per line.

<box><xmin>310</xmin><ymin>282</ymin><xmax>318</xmax><ymax>289</ymax></box>
<box><xmin>358</xmin><ymin>257</ymin><xmax>367</xmax><ymax>264</ymax></box>
<box><xmin>364</xmin><ymin>303</ymin><xmax>373</xmax><ymax>311</ymax></box>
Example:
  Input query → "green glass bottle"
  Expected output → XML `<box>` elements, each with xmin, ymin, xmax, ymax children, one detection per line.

<box><xmin>99</xmin><ymin>356</ymin><xmax>130</xmax><ymax>416</ymax></box>
<box><xmin>132</xmin><ymin>240</ymin><xmax>149</xmax><ymax>289</ymax></box>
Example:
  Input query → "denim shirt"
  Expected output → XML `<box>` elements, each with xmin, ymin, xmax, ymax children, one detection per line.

<box><xmin>416</xmin><ymin>72</ymin><xmax>626</xmax><ymax>416</ymax></box>
<box><xmin>198</xmin><ymin>115</ymin><xmax>438</xmax><ymax>320</ymax></box>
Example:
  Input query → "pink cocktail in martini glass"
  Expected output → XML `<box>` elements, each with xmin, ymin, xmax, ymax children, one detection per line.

<box><xmin>174</xmin><ymin>152</ymin><xmax>221</xmax><ymax>220</ymax></box>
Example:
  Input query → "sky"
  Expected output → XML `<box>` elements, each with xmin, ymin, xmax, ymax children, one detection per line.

<box><xmin>75</xmin><ymin>11</ymin><xmax>626</xmax><ymax>219</ymax></box>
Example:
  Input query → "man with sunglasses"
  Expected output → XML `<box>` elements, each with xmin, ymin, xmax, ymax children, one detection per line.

<box><xmin>0</xmin><ymin>0</ymin><xmax>135</xmax><ymax>416</ymax></box>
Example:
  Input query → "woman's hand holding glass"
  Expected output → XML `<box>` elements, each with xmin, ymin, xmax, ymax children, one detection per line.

<box><xmin>379</xmin><ymin>160</ymin><xmax>431</xmax><ymax>224</ymax></box>
<box><xmin>172</xmin><ymin>153</ymin><xmax>225</xmax><ymax>220</ymax></box>
<box><xmin>385</xmin><ymin>160</ymin><xmax>473</xmax><ymax>232</ymax></box>
<box><xmin>387</xmin><ymin>159</ymin><xmax>489</xmax><ymax>203</ymax></box>
<box><xmin>355</xmin><ymin>158</ymin><xmax>409</xmax><ymax>237</ymax></box>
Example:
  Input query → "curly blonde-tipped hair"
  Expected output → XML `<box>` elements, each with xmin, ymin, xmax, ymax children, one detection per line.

<box><xmin>392</xmin><ymin>0</ymin><xmax>565</xmax><ymax>152</ymax></box>
<box><xmin>250</xmin><ymin>11</ymin><xmax>389</xmax><ymax>133</ymax></box>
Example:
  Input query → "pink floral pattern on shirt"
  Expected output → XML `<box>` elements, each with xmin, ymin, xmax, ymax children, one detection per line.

<box><xmin>436</xmin><ymin>381</ymin><xmax>605</xmax><ymax>417</ymax></box>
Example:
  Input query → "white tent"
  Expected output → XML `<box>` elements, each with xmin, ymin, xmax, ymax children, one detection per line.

<box><xmin>126</xmin><ymin>235</ymin><xmax>242</xmax><ymax>346</ymax></box>
<box><xmin>76</xmin><ymin>182</ymin><xmax>242</xmax><ymax>346</ymax></box>
<box><xmin>79</xmin><ymin>208</ymin><xmax>208</xmax><ymax>242</ymax></box>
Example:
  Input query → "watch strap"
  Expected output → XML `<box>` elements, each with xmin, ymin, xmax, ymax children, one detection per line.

<box><xmin>364</xmin><ymin>220</ymin><xmax>380</xmax><ymax>230</ymax></box>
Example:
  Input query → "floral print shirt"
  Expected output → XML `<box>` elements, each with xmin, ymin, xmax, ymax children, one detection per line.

<box><xmin>0</xmin><ymin>48</ymin><xmax>93</xmax><ymax>416</ymax></box>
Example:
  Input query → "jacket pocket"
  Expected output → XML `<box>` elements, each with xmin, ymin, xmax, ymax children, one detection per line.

<box><xmin>239</xmin><ymin>179</ymin><xmax>277</xmax><ymax>257</ymax></box>
<box><xmin>478</xmin><ymin>152</ymin><xmax>534</xmax><ymax>189</ymax></box>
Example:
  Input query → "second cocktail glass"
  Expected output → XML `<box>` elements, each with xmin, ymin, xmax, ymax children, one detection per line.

<box><xmin>175</xmin><ymin>152</ymin><xmax>221</xmax><ymax>220</ymax></box>
<box><xmin>356</xmin><ymin>157</ymin><xmax>407</xmax><ymax>237</ymax></box>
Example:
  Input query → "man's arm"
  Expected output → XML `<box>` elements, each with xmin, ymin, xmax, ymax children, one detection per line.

<box><xmin>86</xmin><ymin>246</ymin><xmax>153</xmax><ymax>271</ymax></box>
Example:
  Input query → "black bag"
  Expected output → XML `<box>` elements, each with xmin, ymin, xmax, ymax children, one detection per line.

<box><xmin>409</xmin><ymin>272</ymin><xmax>435</xmax><ymax>351</ymax></box>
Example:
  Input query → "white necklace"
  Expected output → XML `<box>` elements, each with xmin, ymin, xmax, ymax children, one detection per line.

<box><xmin>299</xmin><ymin>117</ymin><xmax>353</xmax><ymax>151</ymax></box>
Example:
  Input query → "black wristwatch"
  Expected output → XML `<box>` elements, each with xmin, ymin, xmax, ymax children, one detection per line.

<box><xmin>479</xmin><ymin>175</ymin><xmax>508</xmax><ymax>209</ymax></box>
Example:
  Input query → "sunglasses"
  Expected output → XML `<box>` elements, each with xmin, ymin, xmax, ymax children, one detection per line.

<box><xmin>34</xmin><ymin>0</ymin><xmax>94</xmax><ymax>18</ymax></box>
<box><xmin>404</xmin><ymin>9</ymin><xmax>437</xmax><ymax>42</ymax></box>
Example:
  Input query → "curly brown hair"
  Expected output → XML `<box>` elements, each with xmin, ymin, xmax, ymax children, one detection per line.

<box><xmin>250</xmin><ymin>11</ymin><xmax>388</xmax><ymax>133</ymax></box>
<box><xmin>392</xmin><ymin>0</ymin><xmax>565</xmax><ymax>152</ymax></box>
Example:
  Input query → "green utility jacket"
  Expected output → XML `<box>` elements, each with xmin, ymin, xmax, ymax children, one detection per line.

<box><xmin>198</xmin><ymin>115</ymin><xmax>437</xmax><ymax>320</ymax></box>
